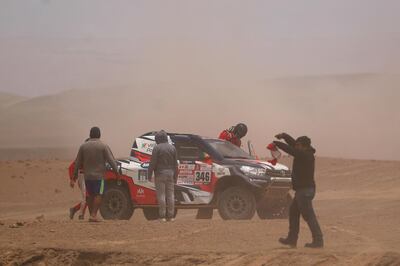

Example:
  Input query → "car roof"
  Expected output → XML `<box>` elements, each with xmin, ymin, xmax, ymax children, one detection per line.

<box><xmin>140</xmin><ymin>131</ymin><xmax>195</xmax><ymax>137</ymax></box>
<box><xmin>139</xmin><ymin>131</ymin><xmax>225</xmax><ymax>161</ymax></box>
<box><xmin>140</xmin><ymin>131</ymin><xmax>219</xmax><ymax>141</ymax></box>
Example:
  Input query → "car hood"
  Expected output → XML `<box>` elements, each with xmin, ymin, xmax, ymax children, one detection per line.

<box><xmin>223</xmin><ymin>158</ymin><xmax>289</xmax><ymax>171</ymax></box>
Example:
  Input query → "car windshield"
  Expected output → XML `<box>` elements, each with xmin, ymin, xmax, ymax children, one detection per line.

<box><xmin>205</xmin><ymin>139</ymin><xmax>252</xmax><ymax>159</ymax></box>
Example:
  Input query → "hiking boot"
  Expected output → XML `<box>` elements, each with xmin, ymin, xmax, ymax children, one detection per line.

<box><xmin>69</xmin><ymin>208</ymin><xmax>76</xmax><ymax>220</ymax></box>
<box><xmin>278</xmin><ymin>237</ymin><xmax>297</xmax><ymax>248</ymax></box>
<box><xmin>305</xmin><ymin>239</ymin><xmax>324</xmax><ymax>249</ymax></box>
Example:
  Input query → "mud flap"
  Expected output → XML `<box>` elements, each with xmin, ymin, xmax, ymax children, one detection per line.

<box><xmin>196</xmin><ymin>208</ymin><xmax>214</xmax><ymax>219</ymax></box>
<box><xmin>257</xmin><ymin>194</ymin><xmax>292</xmax><ymax>219</ymax></box>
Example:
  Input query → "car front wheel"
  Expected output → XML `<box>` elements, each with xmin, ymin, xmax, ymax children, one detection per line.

<box><xmin>217</xmin><ymin>186</ymin><xmax>256</xmax><ymax>220</ymax></box>
<box><xmin>100</xmin><ymin>185</ymin><xmax>134</xmax><ymax>220</ymax></box>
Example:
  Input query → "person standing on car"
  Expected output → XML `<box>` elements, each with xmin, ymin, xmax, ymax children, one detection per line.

<box><xmin>219</xmin><ymin>123</ymin><xmax>248</xmax><ymax>147</ymax></box>
<box><xmin>274</xmin><ymin>133</ymin><xmax>324</xmax><ymax>248</ymax></box>
<box><xmin>147</xmin><ymin>130</ymin><xmax>179</xmax><ymax>222</ymax></box>
<box><xmin>71</xmin><ymin>127</ymin><xmax>120</xmax><ymax>222</ymax></box>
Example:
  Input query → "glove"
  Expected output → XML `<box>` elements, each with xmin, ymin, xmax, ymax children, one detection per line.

<box><xmin>266</xmin><ymin>142</ymin><xmax>281</xmax><ymax>164</ymax></box>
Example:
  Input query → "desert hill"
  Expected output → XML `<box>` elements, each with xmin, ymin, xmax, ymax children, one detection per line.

<box><xmin>0</xmin><ymin>73</ymin><xmax>399</xmax><ymax>160</ymax></box>
<box><xmin>0</xmin><ymin>92</ymin><xmax>26</xmax><ymax>108</ymax></box>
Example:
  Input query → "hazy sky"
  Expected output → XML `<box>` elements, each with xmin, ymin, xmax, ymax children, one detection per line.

<box><xmin>1</xmin><ymin>1</ymin><xmax>400</xmax><ymax>160</ymax></box>
<box><xmin>1</xmin><ymin>0</ymin><xmax>400</xmax><ymax>96</ymax></box>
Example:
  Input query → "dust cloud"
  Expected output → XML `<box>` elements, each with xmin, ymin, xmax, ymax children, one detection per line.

<box><xmin>0</xmin><ymin>73</ymin><xmax>399</xmax><ymax>160</ymax></box>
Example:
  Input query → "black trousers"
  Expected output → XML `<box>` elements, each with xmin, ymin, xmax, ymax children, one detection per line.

<box><xmin>288</xmin><ymin>187</ymin><xmax>323</xmax><ymax>241</ymax></box>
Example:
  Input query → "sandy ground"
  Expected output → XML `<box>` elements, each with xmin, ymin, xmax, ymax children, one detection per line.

<box><xmin>0</xmin><ymin>157</ymin><xmax>400</xmax><ymax>265</ymax></box>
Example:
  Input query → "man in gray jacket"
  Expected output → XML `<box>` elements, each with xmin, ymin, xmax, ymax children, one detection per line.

<box><xmin>72</xmin><ymin>127</ymin><xmax>119</xmax><ymax>222</ymax></box>
<box><xmin>147</xmin><ymin>130</ymin><xmax>179</xmax><ymax>222</ymax></box>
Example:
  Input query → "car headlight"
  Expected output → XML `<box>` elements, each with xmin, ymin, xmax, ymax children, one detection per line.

<box><xmin>240</xmin><ymin>166</ymin><xmax>266</xmax><ymax>177</ymax></box>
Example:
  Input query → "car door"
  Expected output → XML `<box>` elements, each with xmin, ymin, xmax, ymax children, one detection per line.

<box><xmin>175</xmin><ymin>141</ymin><xmax>216</xmax><ymax>195</ymax></box>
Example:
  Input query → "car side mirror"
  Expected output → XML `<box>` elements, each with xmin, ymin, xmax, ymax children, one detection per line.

<box><xmin>117</xmin><ymin>162</ymin><xmax>123</xmax><ymax>175</ymax></box>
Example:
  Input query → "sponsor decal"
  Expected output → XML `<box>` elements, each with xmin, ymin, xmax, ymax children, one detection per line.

<box><xmin>141</xmin><ymin>162</ymin><xmax>150</xmax><ymax>169</ymax></box>
<box><xmin>213</xmin><ymin>164</ymin><xmax>231</xmax><ymax>178</ymax></box>
<box><xmin>141</xmin><ymin>143</ymin><xmax>155</xmax><ymax>154</ymax></box>
<box><xmin>135</xmin><ymin>138</ymin><xmax>156</xmax><ymax>155</ymax></box>
<box><xmin>179</xmin><ymin>170</ymin><xmax>195</xmax><ymax>175</ymax></box>
<box><xmin>138</xmin><ymin>170</ymin><xmax>148</xmax><ymax>182</ymax></box>
<box><xmin>177</xmin><ymin>175</ymin><xmax>195</xmax><ymax>185</ymax></box>
<box><xmin>177</xmin><ymin>163</ymin><xmax>212</xmax><ymax>185</ymax></box>
<box><xmin>199</xmin><ymin>165</ymin><xmax>212</xmax><ymax>171</ymax></box>
<box><xmin>137</xmin><ymin>188</ymin><xmax>145</xmax><ymax>198</ymax></box>
<box><xmin>179</xmin><ymin>164</ymin><xmax>196</xmax><ymax>170</ymax></box>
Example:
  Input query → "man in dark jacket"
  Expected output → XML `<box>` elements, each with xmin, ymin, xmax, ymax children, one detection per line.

<box><xmin>274</xmin><ymin>133</ymin><xmax>324</xmax><ymax>248</ymax></box>
<box><xmin>148</xmin><ymin>130</ymin><xmax>179</xmax><ymax>222</ymax></box>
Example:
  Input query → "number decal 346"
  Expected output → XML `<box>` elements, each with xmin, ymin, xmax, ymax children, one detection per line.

<box><xmin>195</xmin><ymin>171</ymin><xmax>211</xmax><ymax>184</ymax></box>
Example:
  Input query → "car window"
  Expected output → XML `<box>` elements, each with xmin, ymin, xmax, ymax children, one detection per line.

<box><xmin>176</xmin><ymin>143</ymin><xmax>203</xmax><ymax>161</ymax></box>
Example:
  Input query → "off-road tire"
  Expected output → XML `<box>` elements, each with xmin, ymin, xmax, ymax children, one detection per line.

<box><xmin>100</xmin><ymin>185</ymin><xmax>134</xmax><ymax>220</ymax></box>
<box><xmin>257</xmin><ymin>194</ymin><xmax>292</xmax><ymax>219</ymax></box>
<box><xmin>217</xmin><ymin>186</ymin><xmax>256</xmax><ymax>220</ymax></box>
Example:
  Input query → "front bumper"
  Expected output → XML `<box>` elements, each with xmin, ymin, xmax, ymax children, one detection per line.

<box><xmin>230</xmin><ymin>166</ymin><xmax>292</xmax><ymax>193</ymax></box>
<box><xmin>251</xmin><ymin>176</ymin><xmax>291</xmax><ymax>186</ymax></box>
<box><xmin>250</xmin><ymin>176</ymin><xmax>292</xmax><ymax>197</ymax></box>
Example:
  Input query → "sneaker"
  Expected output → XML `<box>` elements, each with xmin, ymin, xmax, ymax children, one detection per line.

<box><xmin>69</xmin><ymin>208</ymin><xmax>76</xmax><ymax>220</ymax></box>
<box><xmin>167</xmin><ymin>218</ymin><xmax>175</xmax><ymax>222</ymax></box>
<box><xmin>305</xmin><ymin>240</ymin><xmax>324</xmax><ymax>249</ymax></box>
<box><xmin>278</xmin><ymin>237</ymin><xmax>297</xmax><ymax>248</ymax></box>
<box><xmin>159</xmin><ymin>218</ymin><xmax>167</xmax><ymax>223</ymax></box>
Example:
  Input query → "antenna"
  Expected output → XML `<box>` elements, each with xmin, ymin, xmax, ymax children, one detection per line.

<box><xmin>247</xmin><ymin>140</ymin><xmax>259</xmax><ymax>159</ymax></box>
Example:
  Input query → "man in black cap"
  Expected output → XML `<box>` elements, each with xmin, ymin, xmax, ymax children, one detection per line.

<box><xmin>71</xmin><ymin>127</ymin><xmax>119</xmax><ymax>222</ymax></box>
<box><xmin>273</xmin><ymin>133</ymin><xmax>324</xmax><ymax>248</ymax></box>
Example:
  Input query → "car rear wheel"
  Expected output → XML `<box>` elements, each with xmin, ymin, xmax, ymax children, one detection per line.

<box><xmin>257</xmin><ymin>194</ymin><xmax>292</xmax><ymax>219</ymax></box>
<box><xmin>218</xmin><ymin>186</ymin><xmax>256</xmax><ymax>220</ymax></box>
<box><xmin>100</xmin><ymin>185</ymin><xmax>134</xmax><ymax>220</ymax></box>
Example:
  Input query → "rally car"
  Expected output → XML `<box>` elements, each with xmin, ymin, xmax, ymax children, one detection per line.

<box><xmin>69</xmin><ymin>132</ymin><xmax>293</xmax><ymax>220</ymax></box>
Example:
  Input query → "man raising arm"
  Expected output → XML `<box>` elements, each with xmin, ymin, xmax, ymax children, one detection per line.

<box><xmin>274</xmin><ymin>133</ymin><xmax>324</xmax><ymax>248</ymax></box>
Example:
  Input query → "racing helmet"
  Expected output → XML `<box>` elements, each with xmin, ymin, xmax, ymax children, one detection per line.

<box><xmin>233</xmin><ymin>123</ymin><xmax>248</xmax><ymax>138</ymax></box>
